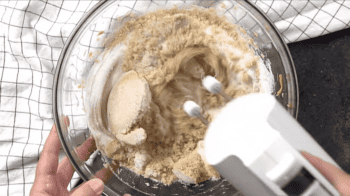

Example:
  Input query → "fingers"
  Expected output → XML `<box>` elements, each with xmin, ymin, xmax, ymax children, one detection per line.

<box><xmin>69</xmin><ymin>178</ymin><xmax>104</xmax><ymax>196</ymax></box>
<box><xmin>36</xmin><ymin>124</ymin><xmax>61</xmax><ymax>178</ymax></box>
<box><xmin>32</xmin><ymin>124</ymin><xmax>61</xmax><ymax>196</ymax></box>
<box><xmin>301</xmin><ymin>151</ymin><xmax>350</xmax><ymax>195</ymax></box>
<box><xmin>65</xmin><ymin>116</ymin><xmax>70</xmax><ymax>128</ymax></box>
<box><xmin>76</xmin><ymin>137</ymin><xmax>97</xmax><ymax>160</ymax></box>
<box><xmin>57</xmin><ymin>137</ymin><xmax>96</xmax><ymax>188</ymax></box>
<box><xmin>95</xmin><ymin>167</ymin><xmax>115</xmax><ymax>184</ymax></box>
<box><xmin>301</xmin><ymin>151</ymin><xmax>347</xmax><ymax>184</ymax></box>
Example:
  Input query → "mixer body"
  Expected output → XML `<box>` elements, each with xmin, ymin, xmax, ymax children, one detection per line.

<box><xmin>205</xmin><ymin>94</ymin><xmax>340</xmax><ymax>196</ymax></box>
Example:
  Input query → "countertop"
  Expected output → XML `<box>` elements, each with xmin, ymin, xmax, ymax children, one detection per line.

<box><xmin>288</xmin><ymin>27</ymin><xmax>350</xmax><ymax>173</ymax></box>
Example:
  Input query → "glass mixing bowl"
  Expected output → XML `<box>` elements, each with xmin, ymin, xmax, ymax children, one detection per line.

<box><xmin>53</xmin><ymin>1</ymin><xmax>299</xmax><ymax>195</ymax></box>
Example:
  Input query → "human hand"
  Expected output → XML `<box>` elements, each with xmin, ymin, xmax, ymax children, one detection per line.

<box><xmin>30</xmin><ymin>118</ymin><xmax>104</xmax><ymax>196</ymax></box>
<box><xmin>301</xmin><ymin>151</ymin><xmax>350</xmax><ymax>196</ymax></box>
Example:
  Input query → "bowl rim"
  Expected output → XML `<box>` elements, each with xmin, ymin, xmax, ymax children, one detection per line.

<box><xmin>53</xmin><ymin>0</ymin><xmax>299</xmax><ymax>193</ymax></box>
<box><xmin>52</xmin><ymin>0</ymin><xmax>106</xmax><ymax>186</ymax></box>
<box><xmin>245</xmin><ymin>0</ymin><xmax>299</xmax><ymax>119</ymax></box>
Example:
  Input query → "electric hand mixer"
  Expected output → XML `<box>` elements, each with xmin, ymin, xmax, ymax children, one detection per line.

<box><xmin>184</xmin><ymin>76</ymin><xmax>341</xmax><ymax>196</ymax></box>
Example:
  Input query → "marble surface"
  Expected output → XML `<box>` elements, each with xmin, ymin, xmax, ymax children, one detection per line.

<box><xmin>288</xmin><ymin>27</ymin><xmax>350</xmax><ymax>172</ymax></box>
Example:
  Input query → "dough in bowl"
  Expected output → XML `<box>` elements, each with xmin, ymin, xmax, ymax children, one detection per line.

<box><xmin>85</xmin><ymin>6</ymin><xmax>274</xmax><ymax>185</ymax></box>
<box><xmin>108</xmin><ymin>70</ymin><xmax>151</xmax><ymax>145</ymax></box>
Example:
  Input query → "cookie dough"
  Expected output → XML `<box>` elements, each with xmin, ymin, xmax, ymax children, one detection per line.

<box><xmin>107</xmin><ymin>70</ymin><xmax>151</xmax><ymax>145</ymax></box>
<box><xmin>85</xmin><ymin>6</ymin><xmax>274</xmax><ymax>185</ymax></box>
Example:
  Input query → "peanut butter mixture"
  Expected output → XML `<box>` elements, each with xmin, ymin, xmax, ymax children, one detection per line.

<box><xmin>87</xmin><ymin>6</ymin><xmax>271</xmax><ymax>185</ymax></box>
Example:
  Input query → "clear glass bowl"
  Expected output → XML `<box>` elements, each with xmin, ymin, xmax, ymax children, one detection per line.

<box><xmin>53</xmin><ymin>1</ymin><xmax>298</xmax><ymax>195</ymax></box>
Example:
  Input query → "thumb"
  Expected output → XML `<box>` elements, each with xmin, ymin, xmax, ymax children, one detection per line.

<box><xmin>301</xmin><ymin>151</ymin><xmax>350</xmax><ymax>195</ymax></box>
<box><xmin>70</xmin><ymin>178</ymin><xmax>104</xmax><ymax>196</ymax></box>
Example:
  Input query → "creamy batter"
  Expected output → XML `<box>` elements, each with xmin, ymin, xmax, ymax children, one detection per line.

<box><xmin>85</xmin><ymin>6</ymin><xmax>274</xmax><ymax>185</ymax></box>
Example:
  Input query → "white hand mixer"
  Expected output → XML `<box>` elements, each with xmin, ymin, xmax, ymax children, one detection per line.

<box><xmin>184</xmin><ymin>76</ymin><xmax>341</xmax><ymax>196</ymax></box>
